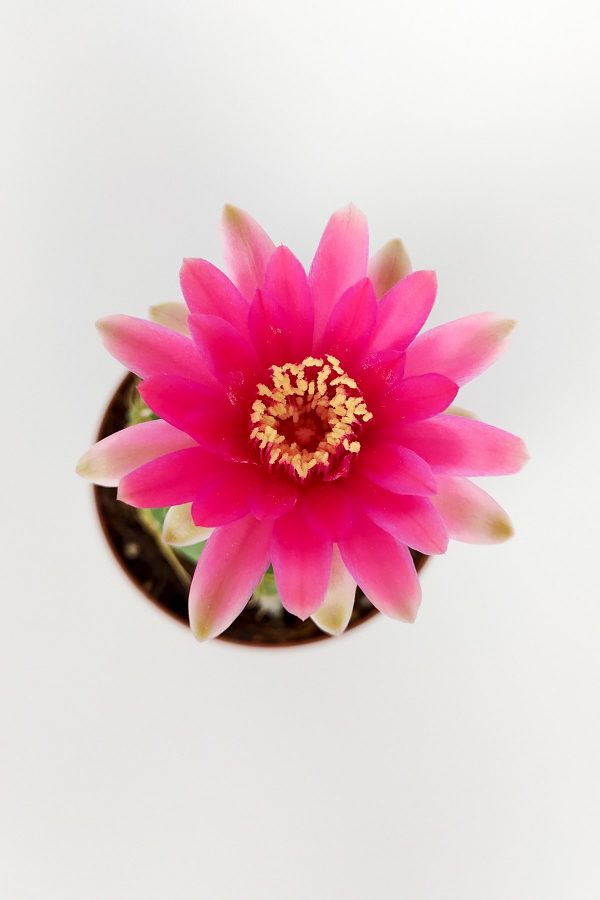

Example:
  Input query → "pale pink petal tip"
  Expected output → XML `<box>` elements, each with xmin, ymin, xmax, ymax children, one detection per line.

<box><xmin>339</xmin><ymin>520</ymin><xmax>421</xmax><ymax>623</ymax></box>
<box><xmin>310</xmin><ymin>203</ymin><xmax>369</xmax><ymax>339</ymax></box>
<box><xmin>394</xmin><ymin>415</ymin><xmax>528</xmax><ymax>476</ymax></box>
<box><xmin>404</xmin><ymin>313</ymin><xmax>517</xmax><ymax>386</ymax></box>
<box><xmin>162</xmin><ymin>503</ymin><xmax>214</xmax><ymax>547</ymax></box>
<box><xmin>76</xmin><ymin>420</ymin><xmax>196</xmax><ymax>487</ymax></box>
<box><xmin>221</xmin><ymin>204</ymin><xmax>275</xmax><ymax>299</ymax></box>
<box><xmin>189</xmin><ymin>516</ymin><xmax>272</xmax><ymax>641</ymax></box>
<box><xmin>432</xmin><ymin>476</ymin><xmax>515</xmax><ymax>544</ymax></box>
<box><xmin>95</xmin><ymin>314</ymin><xmax>211</xmax><ymax>383</ymax></box>
<box><xmin>311</xmin><ymin>547</ymin><xmax>356</xmax><ymax>636</ymax></box>
<box><xmin>95</xmin><ymin>316</ymin><xmax>112</xmax><ymax>337</ymax></box>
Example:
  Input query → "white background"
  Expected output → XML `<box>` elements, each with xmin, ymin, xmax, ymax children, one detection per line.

<box><xmin>2</xmin><ymin>1</ymin><xmax>599</xmax><ymax>897</ymax></box>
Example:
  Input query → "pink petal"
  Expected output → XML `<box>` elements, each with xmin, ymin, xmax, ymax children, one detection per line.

<box><xmin>339</xmin><ymin>519</ymin><xmax>421</xmax><ymax>622</ymax></box>
<box><xmin>188</xmin><ymin>313</ymin><xmax>260</xmax><ymax>397</ymax></box>
<box><xmin>368</xmin><ymin>271</ymin><xmax>437</xmax><ymax>354</ymax></box>
<box><xmin>189</xmin><ymin>515</ymin><xmax>272</xmax><ymax>640</ymax></box>
<box><xmin>431</xmin><ymin>476</ymin><xmax>514</xmax><ymax>543</ymax></box>
<box><xmin>191</xmin><ymin>461</ymin><xmax>261</xmax><ymax>526</ymax></box>
<box><xmin>249</xmin><ymin>469</ymin><xmax>298</xmax><ymax>520</ymax></box>
<box><xmin>392</xmin><ymin>415</ymin><xmax>528</xmax><ymax>475</ymax></box>
<box><xmin>270</xmin><ymin>506</ymin><xmax>333</xmax><ymax>618</ymax></box>
<box><xmin>352</xmin><ymin>443</ymin><xmax>436</xmax><ymax>495</ymax></box>
<box><xmin>374</xmin><ymin>373</ymin><xmax>458</xmax><ymax>422</ymax></box>
<box><xmin>301</xmin><ymin>481</ymin><xmax>356</xmax><ymax>540</ymax></box>
<box><xmin>221</xmin><ymin>205</ymin><xmax>276</xmax><ymax>300</ymax></box>
<box><xmin>309</xmin><ymin>204</ymin><xmax>369</xmax><ymax>341</ymax></box>
<box><xmin>248</xmin><ymin>289</ymin><xmax>290</xmax><ymax>368</ymax></box>
<box><xmin>180</xmin><ymin>258</ymin><xmax>249</xmax><ymax>334</ymax></box>
<box><xmin>358</xmin><ymin>350</ymin><xmax>406</xmax><ymax>401</ymax></box>
<box><xmin>355</xmin><ymin>480</ymin><xmax>448</xmax><ymax>554</ymax></box>
<box><xmin>76</xmin><ymin>420</ymin><xmax>197</xmax><ymax>487</ymax></box>
<box><xmin>311</xmin><ymin>546</ymin><xmax>356</xmax><ymax>636</ymax></box>
<box><xmin>319</xmin><ymin>278</ymin><xmax>377</xmax><ymax>364</ymax></box>
<box><xmin>368</xmin><ymin>238</ymin><xmax>412</xmax><ymax>299</ymax></box>
<box><xmin>97</xmin><ymin>315</ymin><xmax>212</xmax><ymax>383</ymax></box>
<box><xmin>149</xmin><ymin>302</ymin><xmax>190</xmax><ymax>336</ymax></box>
<box><xmin>189</xmin><ymin>459</ymin><xmax>297</xmax><ymax>526</ymax></box>
<box><xmin>118</xmin><ymin>446</ymin><xmax>217</xmax><ymax>508</ymax></box>
<box><xmin>404</xmin><ymin>313</ymin><xmax>516</xmax><ymax>385</ymax></box>
<box><xmin>263</xmin><ymin>246</ymin><xmax>314</xmax><ymax>360</ymax></box>
<box><xmin>138</xmin><ymin>376</ymin><xmax>249</xmax><ymax>460</ymax></box>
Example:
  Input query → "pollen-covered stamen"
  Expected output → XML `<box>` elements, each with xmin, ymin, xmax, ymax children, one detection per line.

<box><xmin>250</xmin><ymin>355</ymin><xmax>373</xmax><ymax>479</ymax></box>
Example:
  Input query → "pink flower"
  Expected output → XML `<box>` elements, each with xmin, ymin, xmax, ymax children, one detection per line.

<box><xmin>77</xmin><ymin>205</ymin><xmax>527</xmax><ymax>639</ymax></box>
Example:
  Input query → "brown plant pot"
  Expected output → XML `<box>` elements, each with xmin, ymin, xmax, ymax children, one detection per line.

<box><xmin>93</xmin><ymin>373</ymin><xmax>429</xmax><ymax>647</ymax></box>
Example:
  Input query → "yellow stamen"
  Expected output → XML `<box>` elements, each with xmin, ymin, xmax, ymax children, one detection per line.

<box><xmin>250</xmin><ymin>355</ymin><xmax>373</xmax><ymax>479</ymax></box>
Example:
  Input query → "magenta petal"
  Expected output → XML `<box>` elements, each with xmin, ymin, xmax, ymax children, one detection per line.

<box><xmin>358</xmin><ymin>350</ymin><xmax>406</xmax><ymax>401</ymax></box>
<box><xmin>221</xmin><ymin>206</ymin><xmax>276</xmax><ymax>300</ymax></box>
<box><xmin>263</xmin><ymin>246</ymin><xmax>314</xmax><ymax>360</ymax></box>
<box><xmin>249</xmin><ymin>470</ymin><xmax>298</xmax><ymax>520</ymax></box>
<box><xmin>180</xmin><ymin>259</ymin><xmax>250</xmax><ymax>333</ymax></box>
<box><xmin>249</xmin><ymin>248</ymin><xmax>315</xmax><ymax>368</ymax></box>
<box><xmin>393</xmin><ymin>415</ymin><xmax>528</xmax><ymax>475</ymax></box>
<box><xmin>339</xmin><ymin>519</ymin><xmax>420</xmax><ymax>622</ymax></box>
<box><xmin>302</xmin><ymin>482</ymin><xmax>356</xmax><ymax>540</ymax></box>
<box><xmin>271</xmin><ymin>507</ymin><xmax>333</xmax><ymax>618</ymax></box>
<box><xmin>375</xmin><ymin>373</ymin><xmax>458</xmax><ymax>422</ymax></box>
<box><xmin>353</xmin><ymin>443</ymin><xmax>436</xmax><ymax>495</ymax></box>
<box><xmin>355</xmin><ymin>479</ymin><xmax>448</xmax><ymax>554</ymax></box>
<box><xmin>188</xmin><ymin>313</ymin><xmax>259</xmax><ymax>394</ymax></box>
<box><xmin>189</xmin><ymin>515</ymin><xmax>272</xmax><ymax>640</ymax></box>
<box><xmin>432</xmin><ymin>476</ymin><xmax>514</xmax><ymax>543</ymax></box>
<box><xmin>97</xmin><ymin>315</ymin><xmax>212</xmax><ymax>384</ymax></box>
<box><xmin>309</xmin><ymin>204</ymin><xmax>369</xmax><ymax>341</ymax></box>
<box><xmin>191</xmin><ymin>461</ymin><xmax>261</xmax><ymax>526</ymax></box>
<box><xmin>404</xmin><ymin>312</ymin><xmax>516</xmax><ymax>385</ymax></box>
<box><xmin>118</xmin><ymin>447</ymin><xmax>211</xmax><ymax>508</ymax></box>
<box><xmin>248</xmin><ymin>289</ymin><xmax>290</xmax><ymax>367</ymax></box>
<box><xmin>319</xmin><ymin>278</ymin><xmax>377</xmax><ymax>364</ymax></box>
<box><xmin>138</xmin><ymin>376</ymin><xmax>249</xmax><ymax>460</ymax></box>
<box><xmin>76</xmin><ymin>420</ymin><xmax>197</xmax><ymax>487</ymax></box>
<box><xmin>369</xmin><ymin>271</ymin><xmax>437</xmax><ymax>354</ymax></box>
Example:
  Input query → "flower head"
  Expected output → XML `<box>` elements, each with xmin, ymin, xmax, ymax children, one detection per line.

<box><xmin>77</xmin><ymin>205</ymin><xmax>527</xmax><ymax>640</ymax></box>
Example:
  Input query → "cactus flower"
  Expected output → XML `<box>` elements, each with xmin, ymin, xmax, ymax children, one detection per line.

<box><xmin>77</xmin><ymin>205</ymin><xmax>527</xmax><ymax>639</ymax></box>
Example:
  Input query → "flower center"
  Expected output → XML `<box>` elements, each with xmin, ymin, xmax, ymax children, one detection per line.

<box><xmin>250</xmin><ymin>355</ymin><xmax>373</xmax><ymax>479</ymax></box>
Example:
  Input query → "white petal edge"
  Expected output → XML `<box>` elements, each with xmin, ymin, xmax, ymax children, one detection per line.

<box><xmin>445</xmin><ymin>405</ymin><xmax>479</xmax><ymax>419</ymax></box>
<box><xmin>149</xmin><ymin>302</ymin><xmax>191</xmax><ymax>336</ymax></box>
<box><xmin>311</xmin><ymin>546</ymin><xmax>356</xmax><ymax>636</ymax></box>
<box><xmin>162</xmin><ymin>503</ymin><xmax>214</xmax><ymax>547</ymax></box>
<box><xmin>367</xmin><ymin>238</ymin><xmax>412</xmax><ymax>299</ymax></box>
